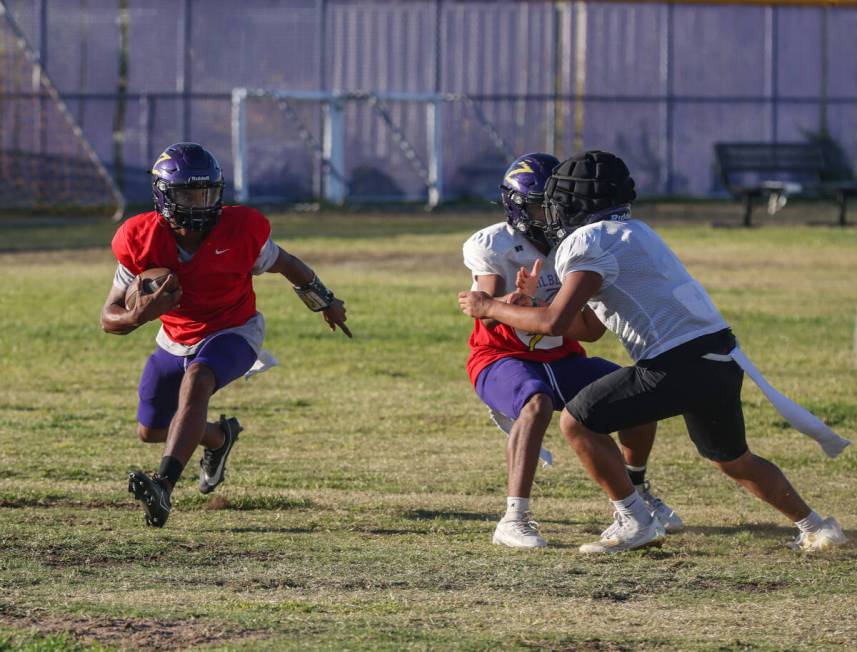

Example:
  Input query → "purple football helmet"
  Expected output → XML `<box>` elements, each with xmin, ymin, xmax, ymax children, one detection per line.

<box><xmin>151</xmin><ymin>142</ymin><xmax>224</xmax><ymax>231</ymax></box>
<box><xmin>499</xmin><ymin>152</ymin><xmax>560</xmax><ymax>246</ymax></box>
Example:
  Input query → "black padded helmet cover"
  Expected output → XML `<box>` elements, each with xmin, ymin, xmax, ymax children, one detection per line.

<box><xmin>543</xmin><ymin>150</ymin><xmax>637</xmax><ymax>243</ymax></box>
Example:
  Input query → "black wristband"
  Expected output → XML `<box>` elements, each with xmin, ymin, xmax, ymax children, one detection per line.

<box><xmin>293</xmin><ymin>275</ymin><xmax>335</xmax><ymax>312</ymax></box>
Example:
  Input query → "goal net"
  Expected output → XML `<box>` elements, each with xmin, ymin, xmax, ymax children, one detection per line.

<box><xmin>0</xmin><ymin>2</ymin><xmax>124</xmax><ymax>218</ymax></box>
<box><xmin>231</xmin><ymin>88</ymin><xmax>539</xmax><ymax>208</ymax></box>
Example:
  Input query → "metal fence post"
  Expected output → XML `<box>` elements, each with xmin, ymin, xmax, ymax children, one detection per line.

<box><xmin>573</xmin><ymin>1</ymin><xmax>587</xmax><ymax>153</ymax></box>
<box><xmin>764</xmin><ymin>6</ymin><xmax>778</xmax><ymax>142</ymax></box>
<box><xmin>546</xmin><ymin>1</ymin><xmax>558</xmax><ymax>154</ymax></box>
<box><xmin>177</xmin><ymin>0</ymin><xmax>191</xmax><ymax>139</ymax></box>
<box><xmin>323</xmin><ymin>98</ymin><xmax>345</xmax><ymax>205</ymax></box>
<box><xmin>660</xmin><ymin>3</ymin><xmax>674</xmax><ymax>194</ymax></box>
<box><xmin>231</xmin><ymin>87</ymin><xmax>248</xmax><ymax>203</ymax></box>
<box><xmin>34</xmin><ymin>0</ymin><xmax>47</xmax><ymax>156</ymax></box>
<box><xmin>426</xmin><ymin>98</ymin><xmax>443</xmax><ymax>208</ymax></box>
<box><xmin>434</xmin><ymin>0</ymin><xmax>443</xmax><ymax>94</ymax></box>
<box><xmin>820</xmin><ymin>6</ymin><xmax>829</xmax><ymax>134</ymax></box>
<box><xmin>315</xmin><ymin>0</ymin><xmax>326</xmax><ymax>199</ymax></box>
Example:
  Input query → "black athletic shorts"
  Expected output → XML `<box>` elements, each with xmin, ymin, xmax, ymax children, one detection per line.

<box><xmin>566</xmin><ymin>329</ymin><xmax>747</xmax><ymax>462</ymax></box>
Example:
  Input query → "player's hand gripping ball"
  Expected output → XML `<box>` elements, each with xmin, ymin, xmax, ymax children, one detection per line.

<box><xmin>124</xmin><ymin>267</ymin><xmax>181</xmax><ymax>310</ymax></box>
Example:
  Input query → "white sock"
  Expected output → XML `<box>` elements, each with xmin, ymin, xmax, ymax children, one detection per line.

<box><xmin>505</xmin><ymin>497</ymin><xmax>529</xmax><ymax>519</ymax></box>
<box><xmin>611</xmin><ymin>492</ymin><xmax>651</xmax><ymax>524</ymax></box>
<box><xmin>795</xmin><ymin>510</ymin><xmax>824</xmax><ymax>534</ymax></box>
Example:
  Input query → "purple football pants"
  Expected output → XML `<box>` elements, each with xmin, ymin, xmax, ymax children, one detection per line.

<box><xmin>136</xmin><ymin>333</ymin><xmax>257</xmax><ymax>429</ymax></box>
<box><xmin>475</xmin><ymin>355</ymin><xmax>620</xmax><ymax>420</ymax></box>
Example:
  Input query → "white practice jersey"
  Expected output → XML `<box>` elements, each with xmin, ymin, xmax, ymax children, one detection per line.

<box><xmin>463</xmin><ymin>222</ymin><xmax>564</xmax><ymax>350</ymax></box>
<box><xmin>554</xmin><ymin>218</ymin><xmax>729</xmax><ymax>362</ymax></box>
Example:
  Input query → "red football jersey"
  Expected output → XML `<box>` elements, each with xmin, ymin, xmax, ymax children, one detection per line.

<box><xmin>466</xmin><ymin>320</ymin><xmax>586</xmax><ymax>385</ymax></box>
<box><xmin>112</xmin><ymin>205</ymin><xmax>272</xmax><ymax>345</ymax></box>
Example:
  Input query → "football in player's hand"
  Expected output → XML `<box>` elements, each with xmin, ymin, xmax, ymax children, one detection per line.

<box><xmin>125</xmin><ymin>267</ymin><xmax>180</xmax><ymax>309</ymax></box>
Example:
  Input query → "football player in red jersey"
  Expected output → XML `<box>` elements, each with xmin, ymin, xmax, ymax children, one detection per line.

<box><xmin>100</xmin><ymin>142</ymin><xmax>350</xmax><ymax>527</ymax></box>
<box><xmin>464</xmin><ymin>153</ymin><xmax>680</xmax><ymax>549</ymax></box>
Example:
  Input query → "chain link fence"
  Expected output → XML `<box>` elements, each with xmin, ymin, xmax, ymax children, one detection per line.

<box><xmin>2</xmin><ymin>0</ymin><xmax>856</xmax><ymax>207</ymax></box>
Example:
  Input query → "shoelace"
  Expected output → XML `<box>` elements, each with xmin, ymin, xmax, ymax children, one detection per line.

<box><xmin>601</xmin><ymin>511</ymin><xmax>626</xmax><ymax>539</ymax></box>
<box><xmin>509</xmin><ymin>512</ymin><xmax>541</xmax><ymax>536</ymax></box>
<box><xmin>202</xmin><ymin>447</ymin><xmax>218</xmax><ymax>472</ymax></box>
<box><xmin>639</xmin><ymin>482</ymin><xmax>673</xmax><ymax>520</ymax></box>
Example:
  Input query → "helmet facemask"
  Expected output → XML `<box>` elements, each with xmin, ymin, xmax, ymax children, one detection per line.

<box><xmin>154</xmin><ymin>178</ymin><xmax>224</xmax><ymax>232</ymax></box>
<box><xmin>499</xmin><ymin>152</ymin><xmax>560</xmax><ymax>249</ymax></box>
<box><xmin>501</xmin><ymin>186</ymin><xmax>551</xmax><ymax>249</ymax></box>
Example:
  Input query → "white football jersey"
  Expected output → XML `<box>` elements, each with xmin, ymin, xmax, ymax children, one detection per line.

<box><xmin>463</xmin><ymin>222</ymin><xmax>564</xmax><ymax>350</ymax></box>
<box><xmin>554</xmin><ymin>218</ymin><xmax>729</xmax><ymax>362</ymax></box>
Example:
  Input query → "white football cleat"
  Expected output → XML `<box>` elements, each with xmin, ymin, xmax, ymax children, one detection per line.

<box><xmin>579</xmin><ymin>511</ymin><xmax>666</xmax><ymax>554</ymax></box>
<box><xmin>788</xmin><ymin>516</ymin><xmax>848</xmax><ymax>552</ymax></box>
<box><xmin>492</xmin><ymin>513</ymin><xmax>547</xmax><ymax>548</ymax></box>
<box><xmin>637</xmin><ymin>481</ymin><xmax>684</xmax><ymax>533</ymax></box>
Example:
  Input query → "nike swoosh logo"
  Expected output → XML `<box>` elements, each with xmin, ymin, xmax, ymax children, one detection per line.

<box><xmin>215</xmin><ymin>248</ymin><xmax>230</xmax><ymax>255</ymax></box>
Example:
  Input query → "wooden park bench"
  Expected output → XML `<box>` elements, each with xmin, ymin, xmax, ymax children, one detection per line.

<box><xmin>714</xmin><ymin>142</ymin><xmax>857</xmax><ymax>226</ymax></box>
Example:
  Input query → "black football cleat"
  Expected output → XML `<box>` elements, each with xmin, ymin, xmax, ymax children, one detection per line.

<box><xmin>199</xmin><ymin>415</ymin><xmax>243</xmax><ymax>495</ymax></box>
<box><xmin>128</xmin><ymin>471</ymin><xmax>172</xmax><ymax>527</ymax></box>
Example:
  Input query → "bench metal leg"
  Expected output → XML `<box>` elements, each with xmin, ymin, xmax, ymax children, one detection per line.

<box><xmin>743</xmin><ymin>195</ymin><xmax>753</xmax><ymax>227</ymax></box>
<box><xmin>838</xmin><ymin>192</ymin><xmax>847</xmax><ymax>227</ymax></box>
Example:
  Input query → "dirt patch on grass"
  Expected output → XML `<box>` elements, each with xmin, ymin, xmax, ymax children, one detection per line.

<box><xmin>520</xmin><ymin>637</ymin><xmax>635</xmax><ymax>651</ymax></box>
<box><xmin>202</xmin><ymin>495</ymin><xmax>231</xmax><ymax>510</ymax></box>
<box><xmin>0</xmin><ymin>610</ymin><xmax>267</xmax><ymax>650</ymax></box>
<box><xmin>0</xmin><ymin>496</ymin><xmax>131</xmax><ymax>509</ymax></box>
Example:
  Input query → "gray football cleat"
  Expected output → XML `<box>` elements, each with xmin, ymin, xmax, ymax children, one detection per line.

<box><xmin>579</xmin><ymin>511</ymin><xmax>666</xmax><ymax>554</ymax></box>
<box><xmin>637</xmin><ymin>481</ymin><xmax>684</xmax><ymax>532</ymax></box>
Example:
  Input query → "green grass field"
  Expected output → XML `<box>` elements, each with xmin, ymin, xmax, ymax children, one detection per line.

<box><xmin>1</xmin><ymin>212</ymin><xmax>856</xmax><ymax>651</ymax></box>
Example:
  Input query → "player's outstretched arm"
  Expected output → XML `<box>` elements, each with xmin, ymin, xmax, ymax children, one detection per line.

<box><xmin>266</xmin><ymin>246</ymin><xmax>351</xmax><ymax>338</ymax></box>
<box><xmin>100</xmin><ymin>276</ymin><xmax>181</xmax><ymax>335</ymax></box>
<box><xmin>459</xmin><ymin>271</ymin><xmax>603</xmax><ymax>337</ymax></box>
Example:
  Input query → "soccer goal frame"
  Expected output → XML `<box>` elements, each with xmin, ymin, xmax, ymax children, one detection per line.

<box><xmin>231</xmin><ymin>88</ymin><xmax>521</xmax><ymax>208</ymax></box>
<box><xmin>231</xmin><ymin>88</ymin><xmax>446</xmax><ymax>207</ymax></box>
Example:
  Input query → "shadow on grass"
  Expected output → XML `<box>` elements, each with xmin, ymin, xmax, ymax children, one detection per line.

<box><xmin>225</xmin><ymin>526</ymin><xmax>317</xmax><ymax>534</ymax></box>
<box><xmin>404</xmin><ymin>509</ymin><xmax>495</xmax><ymax>522</ymax></box>
<box><xmin>683</xmin><ymin>523</ymin><xmax>800</xmax><ymax>537</ymax></box>
<box><xmin>403</xmin><ymin>509</ymin><xmax>587</xmax><ymax>528</ymax></box>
